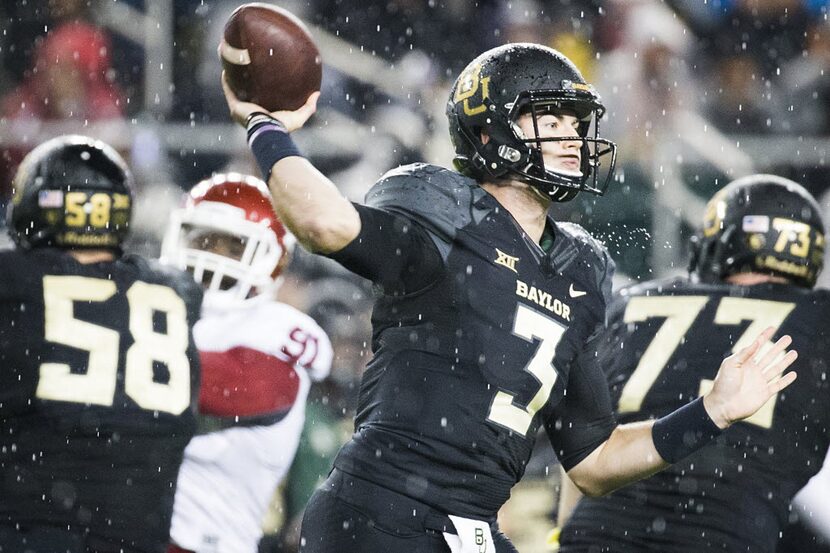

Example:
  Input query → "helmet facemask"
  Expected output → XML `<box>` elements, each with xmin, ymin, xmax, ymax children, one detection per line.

<box><xmin>507</xmin><ymin>91</ymin><xmax>617</xmax><ymax>201</ymax></box>
<box><xmin>452</xmin><ymin>87</ymin><xmax>617</xmax><ymax>202</ymax></box>
<box><xmin>161</xmin><ymin>201</ymin><xmax>293</xmax><ymax>310</ymax></box>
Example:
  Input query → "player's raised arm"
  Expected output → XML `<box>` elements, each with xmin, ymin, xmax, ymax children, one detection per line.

<box><xmin>220</xmin><ymin>73</ymin><xmax>360</xmax><ymax>254</ymax></box>
<box><xmin>566</xmin><ymin>327</ymin><xmax>798</xmax><ymax>497</ymax></box>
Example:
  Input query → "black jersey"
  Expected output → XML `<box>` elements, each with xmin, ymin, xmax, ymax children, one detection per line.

<box><xmin>0</xmin><ymin>248</ymin><xmax>202</xmax><ymax>553</ymax></box>
<box><xmin>327</xmin><ymin>164</ymin><xmax>617</xmax><ymax>519</ymax></box>
<box><xmin>560</xmin><ymin>278</ymin><xmax>830</xmax><ymax>553</ymax></box>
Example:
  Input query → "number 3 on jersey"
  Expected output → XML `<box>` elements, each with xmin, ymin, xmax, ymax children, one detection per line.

<box><xmin>619</xmin><ymin>295</ymin><xmax>795</xmax><ymax>429</ymax></box>
<box><xmin>487</xmin><ymin>303</ymin><xmax>566</xmax><ymax>436</ymax></box>
<box><xmin>36</xmin><ymin>275</ymin><xmax>192</xmax><ymax>415</ymax></box>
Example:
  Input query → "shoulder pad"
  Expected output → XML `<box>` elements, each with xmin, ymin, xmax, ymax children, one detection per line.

<box><xmin>251</xmin><ymin>301</ymin><xmax>333</xmax><ymax>380</ymax></box>
<box><xmin>252</xmin><ymin>301</ymin><xmax>326</xmax><ymax>336</ymax></box>
<box><xmin>619</xmin><ymin>276</ymin><xmax>688</xmax><ymax>298</ymax></box>
<box><xmin>132</xmin><ymin>256</ymin><xmax>203</xmax><ymax>307</ymax></box>
<box><xmin>365</xmin><ymin>163</ymin><xmax>482</xmax><ymax>242</ymax></box>
<box><xmin>0</xmin><ymin>250</ymin><xmax>16</xmax><ymax>295</ymax></box>
<box><xmin>809</xmin><ymin>288</ymin><xmax>830</xmax><ymax>301</ymax></box>
<box><xmin>613</xmin><ymin>277</ymin><xmax>690</xmax><ymax>321</ymax></box>
<box><xmin>554</xmin><ymin>221</ymin><xmax>616</xmax><ymax>307</ymax></box>
<box><xmin>0</xmin><ymin>248</ymin><xmax>15</xmax><ymax>267</ymax></box>
<box><xmin>793</xmin><ymin>287</ymin><xmax>830</xmax><ymax>316</ymax></box>
<box><xmin>556</xmin><ymin>222</ymin><xmax>609</xmax><ymax>261</ymax></box>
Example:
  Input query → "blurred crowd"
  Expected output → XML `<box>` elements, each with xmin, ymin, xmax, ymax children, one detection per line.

<box><xmin>2</xmin><ymin>1</ymin><xmax>829</xmax><ymax>276</ymax></box>
<box><xmin>1</xmin><ymin>1</ymin><xmax>830</xmax><ymax>552</ymax></box>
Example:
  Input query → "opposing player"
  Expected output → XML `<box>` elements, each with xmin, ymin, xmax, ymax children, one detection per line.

<box><xmin>557</xmin><ymin>175</ymin><xmax>830</xmax><ymax>553</ymax></box>
<box><xmin>221</xmin><ymin>43</ymin><xmax>798</xmax><ymax>552</ymax></box>
<box><xmin>0</xmin><ymin>135</ymin><xmax>202</xmax><ymax>553</ymax></box>
<box><xmin>161</xmin><ymin>173</ymin><xmax>332</xmax><ymax>553</ymax></box>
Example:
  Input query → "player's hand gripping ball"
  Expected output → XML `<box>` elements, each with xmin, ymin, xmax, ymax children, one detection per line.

<box><xmin>220</xmin><ymin>3</ymin><xmax>322</xmax><ymax>112</ymax></box>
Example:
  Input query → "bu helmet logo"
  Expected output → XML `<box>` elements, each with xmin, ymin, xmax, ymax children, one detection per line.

<box><xmin>453</xmin><ymin>63</ymin><xmax>491</xmax><ymax>116</ymax></box>
<box><xmin>702</xmin><ymin>188</ymin><xmax>728</xmax><ymax>238</ymax></box>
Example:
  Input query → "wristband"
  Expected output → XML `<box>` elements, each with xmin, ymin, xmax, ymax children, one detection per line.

<box><xmin>245</xmin><ymin>113</ymin><xmax>302</xmax><ymax>180</ymax></box>
<box><xmin>651</xmin><ymin>397</ymin><xmax>723</xmax><ymax>464</ymax></box>
<box><xmin>245</xmin><ymin>111</ymin><xmax>274</xmax><ymax>128</ymax></box>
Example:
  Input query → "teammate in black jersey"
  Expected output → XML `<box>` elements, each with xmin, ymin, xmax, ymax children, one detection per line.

<box><xmin>221</xmin><ymin>43</ymin><xmax>799</xmax><ymax>553</ymax></box>
<box><xmin>557</xmin><ymin>174</ymin><xmax>829</xmax><ymax>553</ymax></box>
<box><xmin>0</xmin><ymin>136</ymin><xmax>202</xmax><ymax>553</ymax></box>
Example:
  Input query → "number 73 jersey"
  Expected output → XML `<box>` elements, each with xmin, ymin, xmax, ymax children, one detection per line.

<box><xmin>0</xmin><ymin>248</ymin><xmax>202</xmax><ymax>553</ymax></box>
<box><xmin>328</xmin><ymin>164</ymin><xmax>617</xmax><ymax>519</ymax></box>
<box><xmin>593</xmin><ymin>277</ymin><xmax>830</xmax><ymax>542</ymax></box>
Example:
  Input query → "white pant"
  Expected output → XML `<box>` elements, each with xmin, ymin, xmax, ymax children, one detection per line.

<box><xmin>169</xmin><ymin>405</ymin><xmax>305</xmax><ymax>553</ymax></box>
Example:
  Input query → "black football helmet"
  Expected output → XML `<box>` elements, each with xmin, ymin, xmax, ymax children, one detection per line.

<box><xmin>7</xmin><ymin>135</ymin><xmax>133</xmax><ymax>251</ymax></box>
<box><xmin>690</xmin><ymin>174</ymin><xmax>826</xmax><ymax>288</ymax></box>
<box><xmin>446</xmin><ymin>43</ymin><xmax>617</xmax><ymax>202</ymax></box>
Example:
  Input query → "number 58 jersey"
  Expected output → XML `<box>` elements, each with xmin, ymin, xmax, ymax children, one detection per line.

<box><xmin>0</xmin><ymin>248</ymin><xmax>202</xmax><ymax>553</ymax></box>
<box><xmin>566</xmin><ymin>277</ymin><xmax>830</xmax><ymax>553</ymax></box>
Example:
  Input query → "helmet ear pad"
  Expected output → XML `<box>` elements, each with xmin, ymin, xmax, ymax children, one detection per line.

<box><xmin>471</xmin><ymin>107</ymin><xmax>536</xmax><ymax>181</ymax></box>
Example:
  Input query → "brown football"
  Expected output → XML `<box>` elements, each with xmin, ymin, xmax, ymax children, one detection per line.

<box><xmin>220</xmin><ymin>3</ymin><xmax>322</xmax><ymax>112</ymax></box>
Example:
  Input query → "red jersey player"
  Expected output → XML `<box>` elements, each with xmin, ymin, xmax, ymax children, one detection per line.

<box><xmin>161</xmin><ymin>173</ymin><xmax>332</xmax><ymax>553</ymax></box>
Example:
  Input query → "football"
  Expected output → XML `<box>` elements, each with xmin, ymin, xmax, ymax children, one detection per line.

<box><xmin>220</xmin><ymin>3</ymin><xmax>322</xmax><ymax>112</ymax></box>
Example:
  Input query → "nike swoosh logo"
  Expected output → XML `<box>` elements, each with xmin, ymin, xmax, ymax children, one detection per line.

<box><xmin>569</xmin><ymin>284</ymin><xmax>587</xmax><ymax>298</ymax></box>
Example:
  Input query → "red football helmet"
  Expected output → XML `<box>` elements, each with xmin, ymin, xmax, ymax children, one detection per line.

<box><xmin>161</xmin><ymin>173</ymin><xmax>295</xmax><ymax>308</ymax></box>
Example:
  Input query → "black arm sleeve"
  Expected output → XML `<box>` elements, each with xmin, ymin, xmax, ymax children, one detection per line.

<box><xmin>326</xmin><ymin>203</ymin><xmax>444</xmax><ymax>295</ymax></box>
<box><xmin>545</xmin><ymin>339</ymin><xmax>617</xmax><ymax>471</ymax></box>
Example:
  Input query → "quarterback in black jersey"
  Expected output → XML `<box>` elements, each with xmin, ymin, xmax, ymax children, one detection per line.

<box><xmin>0</xmin><ymin>136</ymin><xmax>202</xmax><ymax>553</ymax></box>
<box><xmin>558</xmin><ymin>175</ymin><xmax>829</xmax><ymax>553</ymax></box>
<box><xmin>222</xmin><ymin>44</ymin><xmax>798</xmax><ymax>552</ymax></box>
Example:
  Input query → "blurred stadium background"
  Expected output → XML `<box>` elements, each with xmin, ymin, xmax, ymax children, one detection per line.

<box><xmin>1</xmin><ymin>1</ymin><xmax>829</xmax><ymax>552</ymax></box>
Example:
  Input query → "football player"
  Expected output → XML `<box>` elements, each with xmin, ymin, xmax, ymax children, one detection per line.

<box><xmin>161</xmin><ymin>174</ymin><xmax>332</xmax><ymax>553</ymax></box>
<box><xmin>557</xmin><ymin>175</ymin><xmax>829</xmax><ymax>553</ymax></box>
<box><xmin>220</xmin><ymin>43</ymin><xmax>798</xmax><ymax>553</ymax></box>
<box><xmin>0</xmin><ymin>135</ymin><xmax>202</xmax><ymax>552</ymax></box>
